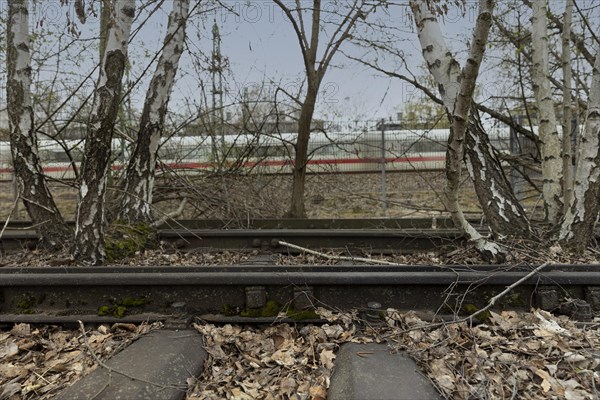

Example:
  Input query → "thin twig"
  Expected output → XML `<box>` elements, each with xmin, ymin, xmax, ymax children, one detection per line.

<box><xmin>0</xmin><ymin>194</ymin><xmax>20</xmax><ymax>240</ymax></box>
<box><xmin>395</xmin><ymin>262</ymin><xmax>551</xmax><ymax>333</ymax></box>
<box><xmin>277</xmin><ymin>240</ymin><xmax>404</xmax><ymax>266</ymax></box>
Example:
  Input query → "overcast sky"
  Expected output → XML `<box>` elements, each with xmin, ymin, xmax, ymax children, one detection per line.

<box><xmin>183</xmin><ymin>1</ymin><xmax>479</xmax><ymax>122</ymax></box>
<box><xmin>2</xmin><ymin>0</ymin><xmax>597</xmax><ymax>125</ymax></box>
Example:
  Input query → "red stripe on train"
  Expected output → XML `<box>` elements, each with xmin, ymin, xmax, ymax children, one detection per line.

<box><xmin>0</xmin><ymin>156</ymin><xmax>445</xmax><ymax>175</ymax></box>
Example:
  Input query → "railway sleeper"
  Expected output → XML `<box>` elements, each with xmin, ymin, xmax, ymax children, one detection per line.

<box><xmin>1</xmin><ymin>282</ymin><xmax>599</xmax><ymax>325</ymax></box>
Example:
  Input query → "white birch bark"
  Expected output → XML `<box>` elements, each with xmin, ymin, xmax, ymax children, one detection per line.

<box><xmin>559</xmin><ymin>49</ymin><xmax>600</xmax><ymax>252</ymax></box>
<box><xmin>561</xmin><ymin>0</ymin><xmax>574</xmax><ymax>215</ymax></box>
<box><xmin>465</xmin><ymin>111</ymin><xmax>531</xmax><ymax>238</ymax></box>
<box><xmin>531</xmin><ymin>0</ymin><xmax>563</xmax><ymax>223</ymax></box>
<box><xmin>7</xmin><ymin>0</ymin><xmax>71</xmax><ymax>247</ymax></box>
<box><xmin>73</xmin><ymin>0</ymin><xmax>135</xmax><ymax>265</ymax></box>
<box><xmin>118</xmin><ymin>0</ymin><xmax>189</xmax><ymax>224</ymax></box>
<box><xmin>411</xmin><ymin>0</ymin><xmax>505</xmax><ymax>261</ymax></box>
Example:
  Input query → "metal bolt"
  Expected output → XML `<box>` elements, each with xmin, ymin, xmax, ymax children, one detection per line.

<box><xmin>585</xmin><ymin>287</ymin><xmax>600</xmax><ymax>312</ymax></box>
<box><xmin>572</xmin><ymin>303</ymin><xmax>593</xmax><ymax>321</ymax></box>
<box><xmin>364</xmin><ymin>301</ymin><xmax>383</xmax><ymax>322</ymax></box>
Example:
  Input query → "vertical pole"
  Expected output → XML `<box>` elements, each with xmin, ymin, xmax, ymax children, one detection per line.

<box><xmin>211</xmin><ymin>21</ymin><xmax>220</xmax><ymax>171</ymax></box>
<box><xmin>12</xmin><ymin>174</ymin><xmax>19</xmax><ymax>219</ymax></box>
<box><xmin>380</xmin><ymin>119</ymin><xmax>387</xmax><ymax>217</ymax></box>
<box><xmin>510</xmin><ymin>120</ymin><xmax>523</xmax><ymax>203</ymax></box>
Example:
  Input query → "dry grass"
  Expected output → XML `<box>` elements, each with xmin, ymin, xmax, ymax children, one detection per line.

<box><xmin>0</xmin><ymin>171</ymin><xmax>490</xmax><ymax>222</ymax></box>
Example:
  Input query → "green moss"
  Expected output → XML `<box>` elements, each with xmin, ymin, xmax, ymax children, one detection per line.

<box><xmin>504</xmin><ymin>292</ymin><xmax>526</xmax><ymax>307</ymax></box>
<box><xmin>118</xmin><ymin>296</ymin><xmax>148</xmax><ymax>307</ymax></box>
<box><xmin>240</xmin><ymin>308</ymin><xmax>261</xmax><ymax>318</ymax></box>
<box><xmin>97</xmin><ymin>306</ymin><xmax>110</xmax><ymax>316</ymax></box>
<box><xmin>221</xmin><ymin>304</ymin><xmax>239</xmax><ymax>316</ymax></box>
<box><xmin>105</xmin><ymin>222</ymin><xmax>155</xmax><ymax>262</ymax></box>
<box><xmin>261</xmin><ymin>300</ymin><xmax>282</xmax><ymax>317</ymax></box>
<box><xmin>286</xmin><ymin>309</ymin><xmax>319</xmax><ymax>320</ymax></box>
<box><xmin>113</xmin><ymin>306</ymin><xmax>127</xmax><ymax>318</ymax></box>
<box><xmin>96</xmin><ymin>296</ymin><xmax>147</xmax><ymax>318</ymax></box>
<box><xmin>16</xmin><ymin>294</ymin><xmax>39</xmax><ymax>312</ymax></box>
<box><xmin>16</xmin><ymin>298</ymin><xmax>34</xmax><ymax>310</ymax></box>
<box><xmin>240</xmin><ymin>300</ymin><xmax>282</xmax><ymax>318</ymax></box>
<box><xmin>463</xmin><ymin>304</ymin><xmax>491</xmax><ymax>322</ymax></box>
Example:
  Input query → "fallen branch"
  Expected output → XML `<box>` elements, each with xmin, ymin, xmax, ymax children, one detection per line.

<box><xmin>395</xmin><ymin>262</ymin><xmax>551</xmax><ymax>333</ymax></box>
<box><xmin>150</xmin><ymin>197</ymin><xmax>188</xmax><ymax>228</ymax></box>
<box><xmin>277</xmin><ymin>240</ymin><xmax>404</xmax><ymax>266</ymax></box>
<box><xmin>464</xmin><ymin>262</ymin><xmax>550</xmax><ymax>323</ymax></box>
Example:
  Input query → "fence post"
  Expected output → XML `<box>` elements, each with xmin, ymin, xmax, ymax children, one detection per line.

<box><xmin>509</xmin><ymin>121</ymin><xmax>523</xmax><ymax>204</ymax></box>
<box><xmin>12</xmin><ymin>174</ymin><xmax>19</xmax><ymax>219</ymax></box>
<box><xmin>380</xmin><ymin>119</ymin><xmax>387</xmax><ymax>217</ymax></box>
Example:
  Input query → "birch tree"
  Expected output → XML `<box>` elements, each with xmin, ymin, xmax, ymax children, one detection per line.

<box><xmin>464</xmin><ymin>109</ymin><xmax>531</xmax><ymax>239</ymax></box>
<box><xmin>273</xmin><ymin>0</ymin><xmax>375</xmax><ymax>218</ymax></box>
<box><xmin>118</xmin><ymin>0</ymin><xmax>190</xmax><ymax>225</ymax></box>
<box><xmin>7</xmin><ymin>0</ymin><xmax>71</xmax><ymax>248</ymax></box>
<box><xmin>559</xmin><ymin>49</ymin><xmax>600</xmax><ymax>253</ymax></box>
<box><xmin>530</xmin><ymin>0</ymin><xmax>563</xmax><ymax>222</ymax></box>
<box><xmin>411</xmin><ymin>0</ymin><xmax>506</xmax><ymax>261</ymax></box>
<box><xmin>73</xmin><ymin>0</ymin><xmax>135</xmax><ymax>265</ymax></box>
<box><xmin>560</xmin><ymin>0</ymin><xmax>574</xmax><ymax>215</ymax></box>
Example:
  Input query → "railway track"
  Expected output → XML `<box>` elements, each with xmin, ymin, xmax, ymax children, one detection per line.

<box><xmin>1</xmin><ymin>263</ymin><xmax>598</xmax><ymax>326</ymax></box>
<box><xmin>3</xmin><ymin>221</ymin><xmax>599</xmax><ymax>400</ymax></box>
<box><xmin>2</xmin><ymin>218</ymin><xmax>597</xmax><ymax>326</ymax></box>
<box><xmin>0</xmin><ymin>217</ymin><xmax>476</xmax><ymax>254</ymax></box>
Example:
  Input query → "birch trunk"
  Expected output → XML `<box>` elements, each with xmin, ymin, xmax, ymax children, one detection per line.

<box><xmin>7</xmin><ymin>0</ymin><xmax>71</xmax><ymax>248</ymax></box>
<box><xmin>412</xmin><ymin>0</ymin><xmax>505</xmax><ymax>261</ymax></box>
<box><xmin>465</xmin><ymin>110</ymin><xmax>531</xmax><ymax>238</ymax></box>
<box><xmin>561</xmin><ymin>0</ymin><xmax>574</xmax><ymax>215</ymax></box>
<box><xmin>73</xmin><ymin>0</ymin><xmax>135</xmax><ymax>265</ymax></box>
<box><xmin>559</xmin><ymin>49</ymin><xmax>600</xmax><ymax>253</ymax></box>
<box><xmin>530</xmin><ymin>0</ymin><xmax>563</xmax><ymax>222</ymax></box>
<box><xmin>118</xmin><ymin>0</ymin><xmax>189</xmax><ymax>224</ymax></box>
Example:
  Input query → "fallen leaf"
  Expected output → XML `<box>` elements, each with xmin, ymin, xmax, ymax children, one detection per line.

<box><xmin>320</xmin><ymin>349</ymin><xmax>335</xmax><ymax>370</ymax></box>
<box><xmin>10</xmin><ymin>323</ymin><xmax>31</xmax><ymax>338</ymax></box>
<box><xmin>0</xmin><ymin>382</ymin><xmax>21</xmax><ymax>398</ymax></box>
<box><xmin>0</xmin><ymin>341</ymin><xmax>19</xmax><ymax>359</ymax></box>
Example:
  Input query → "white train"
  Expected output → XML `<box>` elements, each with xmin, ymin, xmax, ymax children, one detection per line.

<box><xmin>0</xmin><ymin>127</ymin><xmax>517</xmax><ymax>181</ymax></box>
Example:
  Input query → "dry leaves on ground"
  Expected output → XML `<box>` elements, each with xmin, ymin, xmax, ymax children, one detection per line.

<box><xmin>0</xmin><ymin>249</ymin><xmax>251</xmax><ymax>268</ymax></box>
<box><xmin>383</xmin><ymin>309</ymin><xmax>600</xmax><ymax>399</ymax></box>
<box><xmin>0</xmin><ymin>322</ymin><xmax>161</xmax><ymax>399</ymax></box>
<box><xmin>188</xmin><ymin>309</ymin><xmax>370</xmax><ymax>400</ymax></box>
<box><xmin>190</xmin><ymin>308</ymin><xmax>600</xmax><ymax>400</ymax></box>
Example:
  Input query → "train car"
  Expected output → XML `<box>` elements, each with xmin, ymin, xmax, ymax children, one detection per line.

<box><xmin>0</xmin><ymin>125</ymin><xmax>518</xmax><ymax>181</ymax></box>
<box><xmin>0</xmin><ymin>141</ymin><xmax>11</xmax><ymax>181</ymax></box>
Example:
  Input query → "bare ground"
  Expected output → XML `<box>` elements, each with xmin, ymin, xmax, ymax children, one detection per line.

<box><xmin>0</xmin><ymin>171</ymin><xmax>497</xmax><ymax>222</ymax></box>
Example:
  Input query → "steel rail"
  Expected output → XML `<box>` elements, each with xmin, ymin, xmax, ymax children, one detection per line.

<box><xmin>1</xmin><ymin>265</ymin><xmax>600</xmax><ymax>326</ymax></box>
<box><xmin>1</xmin><ymin>265</ymin><xmax>599</xmax><ymax>286</ymax></box>
<box><xmin>0</xmin><ymin>218</ymin><xmax>492</xmax><ymax>254</ymax></box>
